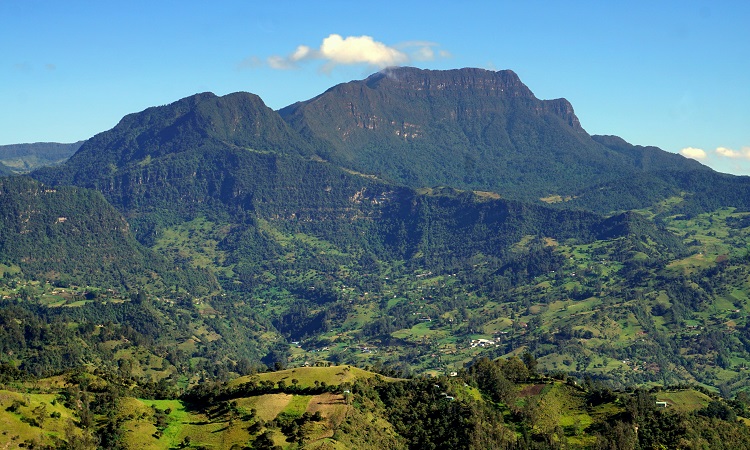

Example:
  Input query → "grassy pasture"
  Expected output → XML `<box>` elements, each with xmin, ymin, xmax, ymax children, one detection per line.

<box><xmin>655</xmin><ymin>389</ymin><xmax>712</xmax><ymax>413</ymax></box>
<box><xmin>230</xmin><ymin>365</ymin><xmax>395</xmax><ymax>390</ymax></box>
<box><xmin>0</xmin><ymin>390</ymin><xmax>77</xmax><ymax>448</ymax></box>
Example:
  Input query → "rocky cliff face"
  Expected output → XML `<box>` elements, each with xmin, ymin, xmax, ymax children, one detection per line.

<box><xmin>279</xmin><ymin>67</ymin><xmax>629</xmax><ymax>199</ymax></box>
<box><xmin>282</xmin><ymin>67</ymin><xmax>587</xmax><ymax>145</ymax></box>
<box><xmin>364</xmin><ymin>67</ymin><xmax>534</xmax><ymax>96</ymax></box>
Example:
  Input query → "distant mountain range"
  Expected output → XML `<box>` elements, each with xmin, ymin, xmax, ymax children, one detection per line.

<box><xmin>0</xmin><ymin>141</ymin><xmax>82</xmax><ymax>173</ymax></box>
<box><xmin>33</xmin><ymin>67</ymin><xmax>750</xmax><ymax>214</ymax></box>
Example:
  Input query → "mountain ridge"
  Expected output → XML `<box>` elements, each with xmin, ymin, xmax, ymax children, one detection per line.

<box><xmin>279</xmin><ymin>66</ymin><xmax>713</xmax><ymax>205</ymax></box>
<box><xmin>41</xmin><ymin>91</ymin><xmax>314</xmax><ymax>188</ymax></box>
<box><xmin>0</xmin><ymin>141</ymin><xmax>82</xmax><ymax>173</ymax></box>
<box><xmin>31</xmin><ymin>66</ymin><xmax>730</xmax><ymax>214</ymax></box>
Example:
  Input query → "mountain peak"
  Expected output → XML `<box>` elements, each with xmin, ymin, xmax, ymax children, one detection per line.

<box><xmin>362</xmin><ymin>66</ymin><xmax>533</xmax><ymax>97</ymax></box>
<box><xmin>364</xmin><ymin>67</ymin><xmax>583</xmax><ymax>127</ymax></box>
<box><xmin>33</xmin><ymin>67</ymin><xmax>717</xmax><ymax>211</ymax></box>
<box><xmin>279</xmin><ymin>66</ymin><xmax>603</xmax><ymax>197</ymax></box>
<box><xmin>41</xmin><ymin>91</ymin><xmax>313</xmax><ymax>187</ymax></box>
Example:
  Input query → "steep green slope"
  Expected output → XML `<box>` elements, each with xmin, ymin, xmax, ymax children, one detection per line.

<box><xmin>0</xmin><ymin>162</ymin><xmax>13</xmax><ymax>176</ymax></box>
<box><xmin>562</xmin><ymin>169</ymin><xmax>750</xmax><ymax>214</ymax></box>
<box><xmin>35</xmin><ymin>92</ymin><xmax>314</xmax><ymax>188</ymax></box>
<box><xmin>280</xmin><ymin>67</ymin><xmax>709</xmax><ymax>206</ymax></box>
<box><xmin>0</xmin><ymin>176</ymin><xmax>211</xmax><ymax>291</ymax></box>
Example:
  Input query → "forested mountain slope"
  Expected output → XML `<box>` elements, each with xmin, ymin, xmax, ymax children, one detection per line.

<box><xmin>35</xmin><ymin>92</ymin><xmax>314</xmax><ymax>189</ymax></box>
<box><xmin>0</xmin><ymin>162</ymin><xmax>13</xmax><ymax>176</ymax></box>
<box><xmin>0</xmin><ymin>176</ymin><xmax>212</xmax><ymax>291</ymax></box>
<box><xmin>279</xmin><ymin>67</ymin><xmax>715</xmax><ymax>209</ymax></box>
<box><xmin>30</xmin><ymin>88</ymin><xmax>680</xmax><ymax>296</ymax></box>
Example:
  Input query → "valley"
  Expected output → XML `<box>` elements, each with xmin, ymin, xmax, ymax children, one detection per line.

<box><xmin>2</xmin><ymin>67</ymin><xmax>750</xmax><ymax>448</ymax></box>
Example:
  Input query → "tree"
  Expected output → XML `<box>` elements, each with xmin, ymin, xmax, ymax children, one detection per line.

<box><xmin>499</xmin><ymin>356</ymin><xmax>529</xmax><ymax>382</ymax></box>
<box><xmin>522</xmin><ymin>352</ymin><xmax>538</xmax><ymax>376</ymax></box>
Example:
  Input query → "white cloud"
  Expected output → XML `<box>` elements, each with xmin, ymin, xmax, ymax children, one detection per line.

<box><xmin>320</xmin><ymin>34</ymin><xmax>408</xmax><ymax>67</ymax></box>
<box><xmin>680</xmin><ymin>147</ymin><xmax>707</xmax><ymax>160</ymax></box>
<box><xmin>261</xmin><ymin>34</ymin><xmax>448</xmax><ymax>71</ymax></box>
<box><xmin>291</xmin><ymin>45</ymin><xmax>312</xmax><ymax>62</ymax></box>
<box><xmin>676</xmin><ymin>146</ymin><xmax>750</xmax><ymax>175</ymax></box>
<box><xmin>263</xmin><ymin>45</ymin><xmax>315</xmax><ymax>70</ymax></box>
<box><xmin>716</xmin><ymin>147</ymin><xmax>739</xmax><ymax>158</ymax></box>
<box><xmin>267</xmin><ymin>55</ymin><xmax>296</xmax><ymax>70</ymax></box>
<box><xmin>715</xmin><ymin>146</ymin><xmax>750</xmax><ymax>159</ymax></box>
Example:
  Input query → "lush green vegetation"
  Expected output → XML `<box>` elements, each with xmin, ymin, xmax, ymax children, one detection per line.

<box><xmin>11</xmin><ymin>79</ymin><xmax>750</xmax><ymax>394</ymax></box>
<box><xmin>2</xmin><ymin>364</ymin><xmax>750</xmax><ymax>449</ymax></box>
<box><xmin>3</xmin><ymin>195</ymin><xmax>749</xmax><ymax>399</ymax></box>
<box><xmin>0</xmin><ymin>161</ymin><xmax>14</xmax><ymax>176</ymax></box>
<box><xmin>4</xmin><ymin>66</ymin><xmax>750</xmax><ymax>447</ymax></box>
<box><xmin>279</xmin><ymin>67</ymin><xmax>717</xmax><ymax>210</ymax></box>
<box><xmin>0</xmin><ymin>176</ymin><xmax>214</xmax><ymax>292</ymax></box>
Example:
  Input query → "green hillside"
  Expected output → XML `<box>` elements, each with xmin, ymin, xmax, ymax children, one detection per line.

<box><xmin>0</xmin><ymin>163</ymin><xmax>14</xmax><ymax>176</ymax></box>
<box><xmin>0</xmin><ymin>176</ymin><xmax>210</xmax><ymax>291</ymax></box>
<box><xmin>1</xmin><ymin>364</ymin><xmax>749</xmax><ymax>449</ymax></box>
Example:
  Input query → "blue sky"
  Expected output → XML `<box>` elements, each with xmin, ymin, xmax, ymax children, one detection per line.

<box><xmin>3</xmin><ymin>1</ymin><xmax>749</xmax><ymax>174</ymax></box>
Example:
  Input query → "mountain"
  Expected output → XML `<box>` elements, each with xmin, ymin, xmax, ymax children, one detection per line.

<box><xmin>279</xmin><ymin>67</ymin><xmax>712</xmax><ymax>207</ymax></box>
<box><xmin>32</xmin><ymin>90</ymin><xmax>678</xmax><ymax>290</ymax></box>
<box><xmin>38</xmin><ymin>92</ymin><xmax>313</xmax><ymax>189</ymax></box>
<box><xmin>33</xmin><ymin>68</ymin><xmax>750</xmax><ymax>215</ymax></box>
<box><xmin>13</xmin><ymin>67</ymin><xmax>750</xmax><ymax>398</ymax></box>
<box><xmin>0</xmin><ymin>141</ymin><xmax>82</xmax><ymax>173</ymax></box>
<box><xmin>591</xmin><ymin>135</ymin><xmax>704</xmax><ymax>172</ymax></box>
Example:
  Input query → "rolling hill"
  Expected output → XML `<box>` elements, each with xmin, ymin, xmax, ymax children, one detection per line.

<box><xmin>1</xmin><ymin>364</ymin><xmax>749</xmax><ymax>449</ymax></box>
<box><xmin>0</xmin><ymin>141</ymin><xmax>82</xmax><ymax>173</ymax></box>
